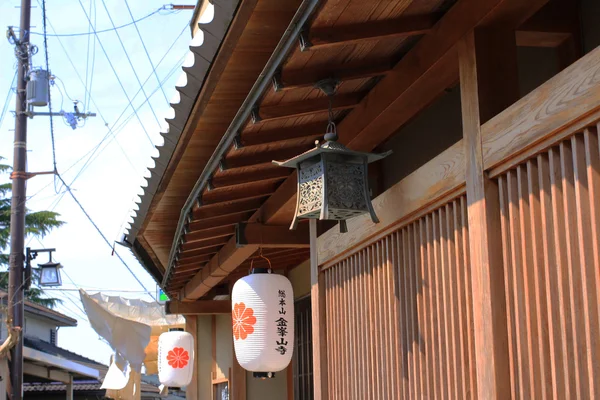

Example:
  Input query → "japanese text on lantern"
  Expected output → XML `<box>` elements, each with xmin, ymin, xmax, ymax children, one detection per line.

<box><xmin>275</xmin><ymin>289</ymin><xmax>288</xmax><ymax>355</ymax></box>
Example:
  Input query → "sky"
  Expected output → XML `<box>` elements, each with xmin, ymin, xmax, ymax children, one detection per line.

<box><xmin>0</xmin><ymin>0</ymin><xmax>203</xmax><ymax>364</ymax></box>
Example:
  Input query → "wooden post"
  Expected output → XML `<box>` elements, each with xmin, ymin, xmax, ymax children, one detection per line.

<box><xmin>66</xmin><ymin>374</ymin><xmax>73</xmax><ymax>400</ymax></box>
<box><xmin>310</xmin><ymin>219</ymin><xmax>328</xmax><ymax>399</ymax></box>
<box><xmin>458</xmin><ymin>29</ymin><xmax>519</xmax><ymax>400</ymax></box>
<box><xmin>185</xmin><ymin>316</ymin><xmax>199</xmax><ymax>400</ymax></box>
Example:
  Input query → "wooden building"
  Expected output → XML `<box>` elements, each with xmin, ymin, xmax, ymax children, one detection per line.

<box><xmin>124</xmin><ymin>0</ymin><xmax>600</xmax><ymax>398</ymax></box>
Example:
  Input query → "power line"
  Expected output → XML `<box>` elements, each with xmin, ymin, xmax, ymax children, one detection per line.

<box><xmin>56</xmin><ymin>174</ymin><xmax>156</xmax><ymax>301</ymax></box>
<box><xmin>75</xmin><ymin>0</ymin><xmax>155</xmax><ymax>147</ymax></box>
<box><xmin>98</xmin><ymin>0</ymin><xmax>162</xmax><ymax>127</ymax></box>
<box><xmin>26</xmin><ymin>6</ymin><xmax>170</xmax><ymax>37</ymax></box>
<box><xmin>124</xmin><ymin>0</ymin><xmax>169</xmax><ymax>104</ymax></box>
<box><xmin>0</xmin><ymin>70</ymin><xmax>17</xmax><ymax>130</ymax></box>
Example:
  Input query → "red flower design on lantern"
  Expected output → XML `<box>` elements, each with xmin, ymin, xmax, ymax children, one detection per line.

<box><xmin>167</xmin><ymin>347</ymin><xmax>190</xmax><ymax>369</ymax></box>
<box><xmin>232</xmin><ymin>302</ymin><xmax>256</xmax><ymax>340</ymax></box>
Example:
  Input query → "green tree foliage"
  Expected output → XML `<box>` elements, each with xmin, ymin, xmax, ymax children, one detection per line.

<box><xmin>0</xmin><ymin>157</ymin><xmax>64</xmax><ymax>309</ymax></box>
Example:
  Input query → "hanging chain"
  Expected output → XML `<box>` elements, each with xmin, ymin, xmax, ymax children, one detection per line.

<box><xmin>325</xmin><ymin>91</ymin><xmax>338</xmax><ymax>141</ymax></box>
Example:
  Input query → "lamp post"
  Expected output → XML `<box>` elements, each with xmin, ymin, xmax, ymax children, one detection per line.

<box><xmin>25</xmin><ymin>248</ymin><xmax>63</xmax><ymax>288</ymax></box>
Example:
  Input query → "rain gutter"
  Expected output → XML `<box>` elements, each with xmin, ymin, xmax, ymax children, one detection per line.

<box><xmin>162</xmin><ymin>0</ymin><xmax>321</xmax><ymax>288</ymax></box>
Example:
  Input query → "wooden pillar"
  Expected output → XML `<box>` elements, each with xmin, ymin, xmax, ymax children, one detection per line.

<box><xmin>185</xmin><ymin>315</ymin><xmax>199</xmax><ymax>400</ymax></box>
<box><xmin>66</xmin><ymin>374</ymin><xmax>73</xmax><ymax>400</ymax></box>
<box><xmin>458</xmin><ymin>29</ymin><xmax>519</xmax><ymax>400</ymax></box>
<box><xmin>309</xmin><ymin>219</ymin><xmax>328</xmax><ymax>400</ymax></box>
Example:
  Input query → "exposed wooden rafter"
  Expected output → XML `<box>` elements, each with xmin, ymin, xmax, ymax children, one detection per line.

<box><xmin>211</xmin><ymin>165</ymin><xmax>291</xmax><ymax>188</ymax></box>
<box><xmin>303</xmin><ymin>14</ymin><xmax>440</xmax><ymax>51</ymax></box>
<box><xmin>274</xmin><ymin>60</ymin><xmax>393</xmax><ymax>92</ymax></box>
<box><xmin>240</xmin><ymin>122</ymin><xmax>326</xmax><ymax>147</ymax></box>
<box><xmin>253</xmin><ymin>93</ymin><xmax>362</xmax><ymax>124</ymax></box>
<box><xmin>224</xmin><ymin>144</ymin><xmax>314</xmax><ymax>169</ymax></box>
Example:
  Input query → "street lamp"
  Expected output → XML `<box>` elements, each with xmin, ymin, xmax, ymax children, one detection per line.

<box><xmin>25</xmin><ymin>248</ymin><xmax>62</xmax><ymax>287</ymax></box>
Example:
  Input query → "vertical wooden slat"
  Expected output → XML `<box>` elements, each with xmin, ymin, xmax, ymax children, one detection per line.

<box><xmin>537</xmin><ymin>152</ymin><xmax>566</xmax><ymax>399</ymax></box>
<box><xmin>548</xmin><ymin>147</ymin><xmax>577</xmax><ymax>396</ymax></box>
<box><xmin>560</xmin><ymin>141</ymin><xmax>588</xmax><ymax>398</ymax></box>
<box><xmin>571</xmin><ymin>133</ymin><xmax>600</xmax><ymax>398</ymax></box>
<box><xmin>526</xmin><ymin>159</ymin><xmax>552</xmax><ymax>400</ymax></box>
<box><xmin>507</xmin><ymin>169</ymin><xmax>531</xmax><ymax>399</ymax></box>
<box><xmin>418</xmin><ymin>219</ymin><xmax>433</xmax><ymax>400</ymax></box>
<box><xmin>185</xmin><ymin>315</ymin><xmax>199</xmax><ymax>400</ymax></box>
<box><xmin>438</xmin><ymin>206</ymin><xmax>453</xmax><ymax>400</ymax></box>
<box><xmin>452</xmin><ymin>200</ymin><xmax>467</xmax><ymax>400</ymax></box>
<box><xmin>517</xmin><ymin>164</ymin><xmax>542</xmax><ymax>399</ymax></box>
<box><xmin>498</xmin><ymin>175</ymin><xmax>518</xmax><ymax>400</ymax></box>
<box><xmin>405</xmin><ymin>226</ymin><xmax>417</xmax><ymax>398</ymax></box>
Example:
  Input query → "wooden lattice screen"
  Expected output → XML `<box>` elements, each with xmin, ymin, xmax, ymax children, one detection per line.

<box><xmin>323</xmin><ymin>196</ymin><xmax>478</xmax><ymax>400</ymax></box>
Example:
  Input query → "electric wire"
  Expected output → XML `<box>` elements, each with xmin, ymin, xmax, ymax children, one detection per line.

<box><xmin>124</xmin><ymin>0</ymin><xmax>170</xmax><ymax>104</ymax></box>
<box><xmin>56</xmin><ymin>174</ymin><xmax>156</xmax><ymax>301</ymax></box>
<box><xmin>75</xmin><ymin>0</ymin><xmax>155</xmax><ymax>147</ymax></box>
<box><xmin>99</xmin><ymin>0</ymin><xmax>162</xmax><ymax>127</ymax></box>
<box><xmin>41</xmin><ymin>0</ymin><xmax>59</xmax><ymax>197</ymax></box>
<box><xmin>0</xmin><ymin>70</ymin><xmax>17</xmax><ymax>130</ymax></box>
<box><xmin>27</xmin><ymin>6</ymin><xmax>169</xmax><ymax>37</ymax></box>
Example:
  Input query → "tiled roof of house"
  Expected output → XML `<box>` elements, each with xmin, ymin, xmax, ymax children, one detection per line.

<box><xmin>0</xmin><ymin>290</ymin><xmax>77</xmax><ymax>327</ymax></box>
<box><xmin>24</xmin><ymin>336</ymin><xmax>106</xmax><ymax>368</ymax></box>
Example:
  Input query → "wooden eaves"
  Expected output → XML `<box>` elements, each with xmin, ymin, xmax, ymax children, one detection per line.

<box><xmin>151</xmin><ymin>0</ymin><xmax>579</xmax><ymax>301</ymax></box>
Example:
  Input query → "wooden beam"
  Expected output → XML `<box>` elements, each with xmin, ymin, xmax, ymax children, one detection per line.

<box><xmin>306</xmin><ymin>14</ymin><xmax>439</xmax><ymax>50</ymax></box>
<box><xmin>201</xmin><ymin>179</ymin><xmax>280</xmax><ymax>205</ymax></box>
<box><xmin>277</xmin><ymin>59</ymin><xmax>393</xmax><ymax>91</ymax></box>
<box><xmin>241</xmin><ymin>122</ymin><xmax>325</xmax><ymax>147</ymax></box>
<box><xmin>224</xmin><ymin>143</ymin><xmax>314</xmax><ymax>169</ymax></box>
<box><xmin>166</xmin><ymin>300</ymin><xmax>232</xmax><ymax>315</ymax></box>
<box><xmin>310</xmin><ymin>219</ymin><xmax>328</xmax><ymax>400</ymax></box>
<box><xmin>23</xmin><ymin>362</ymin><xmax>71</xmax><ymax>383</ymax></box>
<box><xmin>189</xmin><ymin>212</ymin><xmax>253</xmax><ymax>232</ymax></box>
<box><xmin>255</xmin><ymin>93</ymin><xmax>362</xmax><ymax>123</ymax></box>
<box><xmin>185</xmin><ymin>225</ymin><xmax>237</xmax><ymax>244</ymax></box>
<box><xmin>236</xmin><ymin>222</ymin><xmax>310</xmax><ymax>248</ymax></box>
<box><xmin>183</xmin><ymin>237</ymin><xmax>259</xmax><ymax>300</ymax></box>
<box><xmin>459</xmin><ymin>28</ymin><xmax>518</xmax><ymax>400</ymax></box>
<box><xmin>185</xmin><ymin>316</ymin><xmax>198</xmax><ymax>400</ymax></box>
<box><xmin>515</xmin><ymin>0</ymin><xmax>579</xmax><ymax>48</ymax></box>
<box><xmin>193</xmin><ymin>197</ymin><xmax>265</xmax><ymax>220</ymax></box>
<box><xmin>177</xmin><ymin>254</ymin><xmax>214</xmax><ymax>267</ymax></box>
<box><xmin>179</xmin><ymin>245</ymin><xmax>222</xmax><ymax>260</ymax></box>
<box><xmin>212</xmin><ymin>165</ymin><xmax>291</xmax><ymax>188</ymax></box>
<box><xmin>181</xmin><ymin>237</ymin><xmax>230</xmax><ymax>253</ymax></box>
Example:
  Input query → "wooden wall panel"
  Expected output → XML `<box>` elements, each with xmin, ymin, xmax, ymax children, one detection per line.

<box><xmin>497</xmin><ymin>127</ymin><xmax>600</xmax><ymax>399</ymax></box>
<box><xmin>322</xmin><ymin>196</ymin><xmax>477</xmax><ymax>400</ymax></box>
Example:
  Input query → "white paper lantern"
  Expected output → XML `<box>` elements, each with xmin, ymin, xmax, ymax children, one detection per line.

<box><xmin>158</xmin><ymin>331</ymin><xmax>194</xmax><ymax>387</ymax></box>
<box><xmin>232</xmin><ymin>272</ymin><xmax>294</xmax><ymax>374</ymax></box>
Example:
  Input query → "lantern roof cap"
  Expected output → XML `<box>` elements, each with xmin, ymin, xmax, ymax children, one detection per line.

<box><xmin>273</xmin><ymin>139</ymin><xmax>391</xmax><ymax>169</ymax></box>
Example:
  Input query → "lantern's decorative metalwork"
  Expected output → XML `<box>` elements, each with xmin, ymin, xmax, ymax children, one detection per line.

<box><xmin>273</xmin><ymin>79</ymin><xmax>391</xmax><ymax>232</ymax></box>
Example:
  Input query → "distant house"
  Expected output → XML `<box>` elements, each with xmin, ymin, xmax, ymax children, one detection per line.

<box><xmin>0</xmin><ymin>292</ymin><xmax>163</xmax><ymax>399</ymax></box>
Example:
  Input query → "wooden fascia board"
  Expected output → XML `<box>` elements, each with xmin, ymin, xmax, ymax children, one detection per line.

<box><xmin>166</xmin><ymin>300</ymin><xmax>232</xmax><ymax>315</ymax></box>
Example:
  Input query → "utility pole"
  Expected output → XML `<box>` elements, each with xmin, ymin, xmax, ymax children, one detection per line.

<box><xmin>8</xmin><ymin>0</ymin><xmax>31</xmax><ymax>398</ymax></box>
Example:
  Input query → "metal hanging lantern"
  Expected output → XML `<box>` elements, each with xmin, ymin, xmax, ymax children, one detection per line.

<box><xmin>273</xmin><ymin>79</ymin><xmax>391</xmax><ymax>232</ymax></box>
<box><xmin>38</xmin><ymin>255</ymin><xmax>62</xmax><ymax>287</ymax></box>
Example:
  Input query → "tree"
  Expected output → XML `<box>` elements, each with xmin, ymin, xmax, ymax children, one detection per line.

<box><xmin>0</xmin><ymin>157</ymin><xmax>64</xmax><ymax>308</ymax></box>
